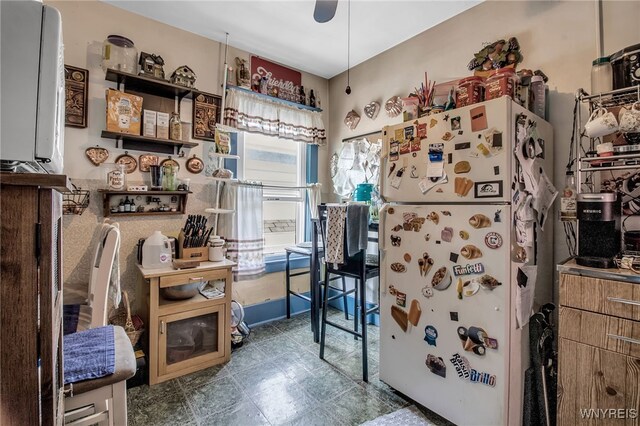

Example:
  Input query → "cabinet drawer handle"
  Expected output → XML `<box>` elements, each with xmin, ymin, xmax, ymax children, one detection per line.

<box><xmin>607</xmin><ymin>333</ymin><xmax>640</xmax><ymax>346</ymax></box>
<box><xmin>189</xmin><ymin>277</ymin><xmax>204</xmax><ymax>282</ymax></box>
<box><xmin>160</xmin><ymin>321</ymin><xmax>165</xmax><ymax>334</ymax></box>
<box><xmin>606</xmin><ymin>296</ymin><xmax>640</xmax><ymax>307</ymax></box>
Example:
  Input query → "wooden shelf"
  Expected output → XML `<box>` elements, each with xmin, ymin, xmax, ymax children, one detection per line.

<box><xmin>227</xmin><ymin>85</ymin><xmax>323</xmax><ymax>112</ymax></box>
<box><xmin>99</xmin><ymin>189</ymin><xmax>191</xmax><ymax>217</ymax></box>
<box><xmin>101</xmin><ymin>130</ymin><xmax>198</xmax><ymax>154</ymax></box>
<box><xmin>106</xmin><ymin>68</ymin><xmax>194</xmax><ymax>100</ymax></box>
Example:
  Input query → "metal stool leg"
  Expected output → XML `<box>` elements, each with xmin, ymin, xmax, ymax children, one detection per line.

<box><xmin>319</xmin><ymin>268</ymin><xmax>330</xmax><ymax>360</ymax></box>
<box><xmin>360</xmin><ymin>274</ymin><xmax>368</xmax><ymax>382</ymax></box>
<box><xmin>341</xmin><ymin>276</ymin><xmax>349</xmax><ymax>320</ymax></box>
<box><xmin>285</xmin><ymin>251</ymin><xmax>291</xmax><ymax>319</ymax></box>
<box><xmin>354</xmin><ymin>279</ymin><xmax>359</xmax><ymax>340</ymax></box>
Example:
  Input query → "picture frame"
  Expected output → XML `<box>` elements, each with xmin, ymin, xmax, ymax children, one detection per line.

<box><xmin>192</xmin><ymin>91</ymin><xmax>222</xmax><ymax>141</ymax></box>
<box><xmin>64</xmin><ymin>65</ymin><xmax>89</xmax><ymax>128</ymax></box>
<box><xmin>474</xmin><ymin>180</ymin><xmax>503</xmax><ymax>198</ymax></box>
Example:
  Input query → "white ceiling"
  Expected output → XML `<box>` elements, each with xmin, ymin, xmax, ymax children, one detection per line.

<box><xmin>104</xmin><ymin>0</ymin><xmax>481</xmax><ymax>79</ymax></box>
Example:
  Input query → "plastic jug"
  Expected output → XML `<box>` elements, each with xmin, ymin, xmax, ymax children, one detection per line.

<box><xmin>142</xmin><ymin>231</ymin><xmax>172</xmax><ymax>269</ymax></box>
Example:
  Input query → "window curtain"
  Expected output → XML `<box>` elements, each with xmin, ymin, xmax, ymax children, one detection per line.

<box><xmin>218</xmin><ymin>184</ymin><xmax>266</xmax><ymax>281</ymax></box>
<box><xmin>224</xmin><ymin>88</ymin><xmax>326</xmax><ymax>145</ymax></box>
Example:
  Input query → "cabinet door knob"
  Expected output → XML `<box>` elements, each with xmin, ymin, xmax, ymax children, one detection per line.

<box><xmin>189</xmin><ymin>277</ymin><xmax>204</xmax><ymax>282</ymax></box>
<box><xmin>606</xmin><ymin>296</ymin><xmax>640</xmax><ymax>307</ymax></box>
<box><xmin>160</xmin><ymin>320</ymin><xmax>165</xmax><ymax>334</ymax></box>
<box><xmin>607</xmin><ymin>333</ymin><xmax>640</xmax><ymax>346</ymax></box>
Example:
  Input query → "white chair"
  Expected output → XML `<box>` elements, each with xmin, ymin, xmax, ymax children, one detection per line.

<box><xmin>63</xmin><ymin>220</ymin><xmax>136</xmax><ymax>426</ymax></box>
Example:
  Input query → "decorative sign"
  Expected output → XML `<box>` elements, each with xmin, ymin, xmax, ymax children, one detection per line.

<box><xmin>251</xmin><ymin>56</ymin><xmax>301</xmax><ymax>97</ymax></box>
<box><xmin>192</xmin><ymin>91</ymin><xmax>222</xmax><ymax>141</ymax></box>
<box><xmin>474</xmin><ymin>180</ymin><xmax>503</xmax><ymax>198</ymax></box>
<box><xmin>64</xmin><ymin>65</ymin><xmax>88</xmax><ymax>128</ymax></box>
<box><xmin>452</xmin><ymin>262</ymin><xmax>485</xmax><ymax>276</ymax></box>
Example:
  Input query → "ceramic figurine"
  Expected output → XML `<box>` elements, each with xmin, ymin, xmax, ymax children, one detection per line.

<box><xmin>235</xmin><ymin>57</ymin><xmax>250</xmax><ymax>88</ymax></box>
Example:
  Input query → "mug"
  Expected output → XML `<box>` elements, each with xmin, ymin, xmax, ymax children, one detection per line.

<box><xmin>584</xmin><ymin>107</ymin><xmax>619</xmax><ymax>138</ymax></box>
<box><xmin>619</xmin><ymin>102</ymin><xmax>640</xmax><ymax>133</ymax></box>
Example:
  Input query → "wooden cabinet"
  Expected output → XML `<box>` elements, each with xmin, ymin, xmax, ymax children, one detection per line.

<box><xmin>138</xmin><ymin>260</ymin><xmax>234</xmax><ymax>385</ymax></box>
<box><xmin>558</xmin><ymin>263</ymin><xmax>640</xmax><ymax>426</ymax></box>
<box><xmin>0</xmin><ymin>173</ymin><xmax>71</xmax><ymax>425</ymax></box>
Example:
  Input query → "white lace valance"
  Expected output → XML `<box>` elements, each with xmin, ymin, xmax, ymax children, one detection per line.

<box><xmin>223</xmin><ymin>88</ymin><xmax>326</xmax><ymax>145</ymax></box>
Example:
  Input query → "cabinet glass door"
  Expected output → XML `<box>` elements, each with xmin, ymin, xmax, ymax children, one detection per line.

<box><xmin>158</xmin><ymin>305</ymin><xmax>226</xmax><ymax>376</ymax></box>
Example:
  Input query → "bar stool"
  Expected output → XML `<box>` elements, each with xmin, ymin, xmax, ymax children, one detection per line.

<box><xmin>285</xmin><ymin>245</ymin><xmax>351</xmax><ymax>321</ymax></box>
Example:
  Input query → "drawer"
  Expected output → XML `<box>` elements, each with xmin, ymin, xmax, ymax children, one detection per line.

<box><xmin>560</xmin><ymin>273</ymin><xmax>640</xmax><ymax>321</ymax></box>
<box><xmin>159</xmin><ymin>269</ymin><xmax>228</xmax><ymax>289</ymax></box>
<box><xmin>559</xmin><ymin>307</ymin><xmax>640</xmax><ymax>358</ymax></box>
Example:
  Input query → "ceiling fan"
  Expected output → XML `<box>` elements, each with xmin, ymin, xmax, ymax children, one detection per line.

<box><xmin>313</xmin><ymin>0</ymin><xmax>338</xmax><ymax>23</ymax></box>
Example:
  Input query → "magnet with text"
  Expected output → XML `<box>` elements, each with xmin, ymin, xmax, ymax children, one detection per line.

<box><xmin>432</xmin><ymin>266</ymin><xmax>451</xmax><ymax>290</ymax></box>
<box><xmin>474</xmin><ymin>180</ymin><xmax>503</xmax><ymax>198</ymax></box>
<box><xmin>424</xmin><ymin>325</ymin><xmax>438</xmax><ymax>346</ymax></box>
<box><xmin>455</xmin><ymin>142</ymin><xmax>471</xmax><ymax>150</ymax></box>
<box><xmin>470</xmin><ymin>105</ymin><xmax>488</xmax><ymax>132</ymax></box>
<box><xmin>389</xmin><ymin>140</ymin><xmax>399</xmax><ymax>162</ymax></box>
<box><xmin>452</xmin><ymin>262</ymin><xmax>485</xmax><ymax>276</ymax></box>
<box><xmin>396</xmin><ymin>291</ymin><xmax>407</xmax><ymax>307</ymax></box>
<box><xmin>417</xmin><ymin>122</ymin><xmax>427</xmax><ymax>138</ymax></box>
<box><xmin>484</xmin><ymin>232</ymin><xmax>503</xmax><ymax>249</ymax></box>
<box><xmin>408</xmin><ymin>299</ymin><xmax>422</xmax><ymax>326</ymax></box>
<box><xmin>469</xmin><ymin>368</ymin><xmax>496</xmax><ymax>387</ymax></box>
<box><xmin>426</xmin><ymin>354</ymin><xmax>447</xmax><ymax>378</ymax></box>
<box><xmin>450</xmin><ymin>353</ymin><xmax>470</xmax><ymax>379</ymax></box>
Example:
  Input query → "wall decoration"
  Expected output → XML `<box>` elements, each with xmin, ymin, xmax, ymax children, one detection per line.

<box><xmin>385</xmin><ymin>96</ymin><xmax>403</xmax><ymax>117</ymax></box>
<box><xmin>170</xmin><ymin>65</ymin><xmax>197</xmax><ymax>88</ymax></box>
<box><xmin>364</xmin><ymin>101</ymin><xmax>380</xmax><ymax>119</ymax></box>
<box><xmin>106</xmin><ymin>89</ymin><xmax>142</xmax><ymax>135</ymax></box>
<box><xmin>186</xmin><ymin>154</ymin><xmax>204</xmax><ymax>174</ymax></box>
<box><xmin>64</xmin><ymin>65</ymin><xmax>89</xmax><ymax>128</ymax></box>
<box><xmin>467</xmin><ymin>37</ymin><xmax>522</xmax><ymax>75</ymax></box>
<box><xmin>235</xmin><ymin>57</ymin><xmax>251</xmax><ymax>88</ymax></box>
<box><xmin>85</xmin><ymin>146</ymin><xmax>109</xmax><ymax>166</ymax></box>
<box><xmin>250</xmin><ymin>56</ymin><xmax>301</xmax><ymax>101</ymax></box>
<box><xmin>138</xmin><ymin>52</ymin><xmax>165</xmax><ymax>80</ymax></box>
<box><xmin>344</xmin><ymin>110</ymin><xmax>361</xmax><ymax>130</ymax></box>
<box><xmin>160</xmin><ymin>156</ymin><xmax>180</xmax><ymax>171</ymax></box>
<box><xmin>115</xmin><ymin>151</ymin><xmax>137</xmax><ymax>174</ymax></box>
<box><xmin>139</xmin><ymin>154</ymin><xmax>159</xmax><ymax>172</ymax></box>
<box><xmin>474</xmin><ymin>180</ymin><xmax>503</xmax><ymax>198</ymax></box>
<box><xmin>192</xmin><ymin>92</ymin><xmax>222</xmax><ymax>141</ymax></box>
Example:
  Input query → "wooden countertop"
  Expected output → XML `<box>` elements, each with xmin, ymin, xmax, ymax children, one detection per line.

<box><xmin>557</xmin><ymin>258</ymin><xmax>640</xmax><ymax>284</ymax></box>
<box><xmin>137</xmin><ymin>259</ymin><xmax>235</xmax><ymax>278</ymax></box>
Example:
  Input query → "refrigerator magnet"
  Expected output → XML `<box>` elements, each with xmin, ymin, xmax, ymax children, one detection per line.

<box><xmin>451</xmin><ymin>116</ymin><xmax>461</xmax><ymax>131</ymax></box>
<box><xmin>459</xmin><ymin>231</ymin><xmax>469</xmax><ymax>240</ymax></box>
<box><xmin>419</xmin><ymin>253</ymin><xmax>434</xmax><ymax>277</ymax></box>
<box><xmin>454</xmin><ymin>161</ymin><xmax>471</xmax><ymax>174</ymax></box>
<box><xmin>441</xmin><ymin>227</ymin><xmax>454</xmax><ymax>242</ymax></box>
<box><xmin>424</xmin><ymin>325</ymin><xmax>438</xmax><ymax>346</ymax></box>
<box><xmin>443</xmin><ymin>114</ymin><xmax>450</xmax><ymax>121</ymax></box>
<box><xmin>399</xmin><ymin>138</ymin><xmax>411</xmax><ymax>155</ymax></box>
<box><xmin>417</xmin><ymin>122</ymin><xmax>427</xmax><ymax>138</ymax></box>
<box><xmin>474</xmin><ymin>181</ymin><xmax>503</xmax><ymax>198</ymax></box>
<box><xmin>426</xmin><ymin>211</ymin><xmax>440</xmax><ymax>224</ymax></box>
<box><xmin>391</xmin><ymin>305</ymin><xmax>408</xmax><ymax>332</ymax></box>
<box><xmin>408</xmin><ymin>299</ymin><xmax>422</xmax><ymax>326</ymax></box>
<box><xmin>494</xmin><ymin>209</ymin><xmax>502</xmax><ymax>223</ymax></box>
<box><xmin>390</xmin><ymin>262</ymin><xmax>407</xmax><ymax>273</ymax></box>
<box><xmin>388</xmin><ymin>162</ymin><xmax>397</xmax><ymax>177</ymax></box>
<box><xmin>469</xmin><ymin>214</ymin><xmax>492</xmax><ymax>229</ymax></box>
<box><xmin>422</xmin><ymin>284</ymin><xmax>434</xmax><ymax>298</ymax></box>
<box><xmin>394</xmin><ymin>128</ymin><xmax>405</xmax><ymax>142</ymax></box>
<box><xmin>441</xmin><ymin>131</ymin><xmax>454</xmax><ymax>141</ymax></box>
<box><xmin>388</xmin><ymin>285</ymin><xmax>398</xmax><ymax>296</ymax></box>
<box><xmin>460</xmin><ymin>244</ymin><xmax>483</xmax><ymax>260</ymax></box>
<box><xmin>390</xmin><ymin>167</ymin><xmax>405</xmax><ymax>189</ymax></box>
<box><xmin>410</xmin><ymin>165</ymin><xmax>419</xmax><ymax>178</ymax></box>
<box><xmin>450</xmin><ymin>353</ymin><xmax>470</xmax><ymax>379</ymax></box>
<box><xmin>389</xmin><ymin>141</ymin><xmax>399</xmax><ymax>162</ymax></box>
<box><xmin>452</xmin><ymin>262</ymin><xmax>485</xmax><ymax>276</ymax></box>
<box><xmin>477</xmin><ymin>274</ymin><xmax>502</xmax><ymax>291</ymax></box>
<box><xmin>470</xmin><ymin>105</ymin><xmax>488</xmax><ymax>132</ymax></box>
<box><xmin>410</xmin><ymin>137</ymin><xmax>422</xmax><ymax>152</ymax></box>
<box><xmin>463</xmin><ymin>279</ymin><xmax>480</xmax><ymax>297</ymax></box>
<box><xmin>404</xmin><ymin>125</ymin><xmax>415</xmax><ymax>140</ymax></box>
<box><xmin>454</xmin><ymin>142</ymin><xmax>471</xmax><ymax>150</ymax></box>
<box><xmin>454</xmin><ymin>177</ymin><xmax>474</xmax><ymax>197</ymax></box>
<box><xmin>424</xmin><ymin>234</ymin><xmax>431</xmax><ymax>242</ymax></box>
<box><xmin>426</xmin><ymin>354</ymin><xmax>447</xmax><ymax>378</ymax></box>
<box><xmin>418</xmin><ymin>174</ymin><xmax>448</xmax><ymax>195</ymax></box>
<box><xmin>469</xmin><ymin>369</ymin><xmax>496</xmax><ymax>387</ymax></box>
<box><xmin>403</xmin><ymin>253</ymin><xmax>412</xmax><ymax>263</ymax></box>
<box><xmin>392</xmin><ymin>224</ymin><xmax>403</xmax><ymax>232</ymax></box>
<box><xmin>429</xmin><ymin>118</ymin><xmax>438</xmax><ymax>128</ymax></box>
<box><xmin>396</xmin><ymin>291</ymin><xmax>407</xmax><ymax>307</ymax></box>
<box><xmin>441</xmin><ymin>210</ymin><xmax>451</xmax><ymax>216</ymax></box>
<box><xmin>449</xmin><ymin>252</ymin><xmax>459</xmax><ymax>263</ymax></box>
<box><xmin>432</xmin><ymin>267</ymin><xmax>451</xmax><ymax>290</ymax></box>
<box><xmin>456</xmin><ymin>277</ymin><xmax>464</xmax><ymax>300</ymax></box>
<box><xmin>484</xmin><ymin>232</ymin><xmax>503</xmax><ymax>249</ymax></box>
<box><xmin>390</xmin><ymin>235</ymin><xmax>401</xmax><ymax>247</ymax></box>
<box><xmin>449</xmin><ymin>312</ymin><xmax>459</xmax><ymax>321</ymax></box>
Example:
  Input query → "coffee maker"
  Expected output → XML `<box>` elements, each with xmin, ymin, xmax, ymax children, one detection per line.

<box><xmin>576</xmin><ymin>193</ymin><xmax>621</xmax><ymax>268</ymax></box>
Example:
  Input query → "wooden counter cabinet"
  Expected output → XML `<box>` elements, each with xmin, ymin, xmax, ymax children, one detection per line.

<box><xmin>138</xmin><ymin>260</ymin><xmax>235</xmax><ymax>385</ymax></box>
<box><xmin>557</xmin><ymin>261</ymin><xmax>640</xmax><ymax>426</ymax></box>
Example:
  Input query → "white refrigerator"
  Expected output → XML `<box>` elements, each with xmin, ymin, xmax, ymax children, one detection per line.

<box><xmin>378</xmin><ymin>97</ymin><xmax>555</xmax><ymax>426</ymax></box>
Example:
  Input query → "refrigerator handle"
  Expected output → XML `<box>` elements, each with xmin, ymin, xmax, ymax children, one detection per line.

<box><xmin>379</xmin><ymin>154</ymin><xmax>388</xmax><ymax>195</ymax></box>
<box><xmin>378</xmin><ymin>204</ymin><xmax>389</xmax><ymax>252</ymax></box>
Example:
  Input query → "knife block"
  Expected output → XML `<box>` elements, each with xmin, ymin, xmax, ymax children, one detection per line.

<box><xmin>177</xmin><ymin>231</ymin><xmax>208</xmax><ymax>260</ymax></box>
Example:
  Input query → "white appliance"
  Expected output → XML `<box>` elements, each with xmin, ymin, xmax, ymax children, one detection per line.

<box><xmin>378</xmin><ymin>97</ymin><xmax>554</xmax><ymax>426</ymax></box>
<box><xmin>1</xmin><ymin>0</ymin><xmax>65</xmax><ymax>174</ymax></box>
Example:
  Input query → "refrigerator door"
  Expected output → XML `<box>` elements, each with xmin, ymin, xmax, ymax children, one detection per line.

<box><xmin>380</xmin><ymin>97</ymin><xmax>512</xmax><ymax>203</ymax></box>
<box><xmin>379</xmin><ymin>203</ymin><xmax>511</xmax><ymax>426</ymax></box>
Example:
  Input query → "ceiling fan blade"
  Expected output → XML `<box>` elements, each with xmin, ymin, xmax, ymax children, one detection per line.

<box><xmin>314</xmin><ymin>0</ymin><xmax>338</xmax><ymax>23</ymax></box>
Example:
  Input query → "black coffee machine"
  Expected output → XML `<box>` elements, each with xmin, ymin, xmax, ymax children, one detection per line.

<box><xmin>576</xmin><ymin>193</ymin><xmax>621</xmax><ymax>268</ymax></box>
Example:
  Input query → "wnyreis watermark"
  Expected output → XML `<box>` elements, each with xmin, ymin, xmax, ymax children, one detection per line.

<box><xmin>580</xmin><ymin>409</ymin><xmax>638</xmax><ymax>419</ymax></box>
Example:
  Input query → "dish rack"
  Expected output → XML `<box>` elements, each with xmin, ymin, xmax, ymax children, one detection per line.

<box><xmin>62</xmin><ymin>187</ymin><xmax>90</xmax><ymax>215</ymax></box>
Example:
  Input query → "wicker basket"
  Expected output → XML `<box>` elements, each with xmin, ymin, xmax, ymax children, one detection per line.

<box><xmin>109</xmin><ymin>291</ymin><xmax>144</xmax><ymax>346</ymax></box>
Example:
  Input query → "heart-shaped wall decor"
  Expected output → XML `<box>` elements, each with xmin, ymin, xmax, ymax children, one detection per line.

<box><xmin>85</xmin><ymin>146</ymin><xmax>109</xmax><ymax>166</ymax></box>
<box><xmin>385</xmin><ymin>96</ymin><xmax>403</xmax><ymax>117</ymax></box>
<box><xmin>364</xmin><ymin>101</ymin><xmax>380</xmax><ymax>120</ymax></box>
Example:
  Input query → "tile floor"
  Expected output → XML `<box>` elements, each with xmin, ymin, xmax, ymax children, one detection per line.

<box><xmin>128</xmin><ymin>308</ymin><xmax>453</xmax><ymax>425</ymax></box>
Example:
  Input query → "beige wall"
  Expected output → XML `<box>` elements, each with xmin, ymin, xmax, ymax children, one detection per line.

<box><xmin>327</xmin><ymin>0</ymin><xmax>640</xmax><ymax>299</ymax></box>
<box><xmin>50</xmin><ymin>0</ymin><xmax>329</xmax><ymax>310</ymax></box>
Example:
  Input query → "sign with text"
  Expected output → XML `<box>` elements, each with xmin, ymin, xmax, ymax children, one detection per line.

<box><xmin>251</xmin><ymin>56</ymin><xmax>301</xmax><ymax>94</ymax></box>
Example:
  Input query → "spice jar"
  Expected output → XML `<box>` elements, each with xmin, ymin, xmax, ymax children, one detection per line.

<box><xmin>591</xmin><ymin>57</ymin><xmax>613</xmax><ymax>95</ymax></box>
<box><xmin>169</xmin><ymin>113</ymin><xmax>182</xmax><ymax>141</ymax></box>
<box><xmin>456</xmin><ymin>76</ymin><xmax>485</xmax><ymax>108</ymax></box>
<box><xmin>485</xmin><ymin>68</ymin><xmax>518</xmax><ymax>101</ymax></box>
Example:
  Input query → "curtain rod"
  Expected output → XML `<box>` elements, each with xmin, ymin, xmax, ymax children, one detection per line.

<box><xmin>233</xmin><ymin>180</ymin><xmax>320</xmax><ymax>190</ymax></box>
<box><xmin>341</xmin><ymin>130</ymin><xmax>382</xmax><ymax>143</ymax></box>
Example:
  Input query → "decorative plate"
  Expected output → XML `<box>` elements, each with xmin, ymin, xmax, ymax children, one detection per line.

<box><xmin>160</xmin><ymin>157</ymin><xmax>180</xmax><ymax>171</ymax></box>
<box><xmin>138</xmin><ymin>154</ymin><xmax>159</xmax><ymax>172</ymax></box>
<box><xmin>186</xmin><ymin>154</ymin><xmax>204</xmax><ymax>174</ymax></box>
<box><xmin>115</xmin><ymin>151</ymin><xmax>137</xmax><ymax>173</ymax></box>
<box><xmin>85</xmin><ymin>146</ymin><xmax>109</xmax><ymax>166</ymax></box>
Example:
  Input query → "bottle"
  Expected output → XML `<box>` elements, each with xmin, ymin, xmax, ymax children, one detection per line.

<box><xmin>309</xmin><ymin>90</ymin><xmax>316</xmax><ymax>108</ymax></box>
<box><xmin>169</xmin><ymin>112</ymin><xmax>182</xmax><ymax>141</ymax></box>
<box><xmin>142</xmin><ymin>231</ymin><xmax>172</xmax><ymax>269</ymax></box>
<box><xmin>299</xmin><ymin>86</ymin><xmax>306</xmax><ymax>105</ymax></box>
<box><xmin>130</xmin><ymin>198</ymin><xmax>136</xmax><ymax>213</ymax></box>
<box><xmin>124</xmin><ymin>196</ymin><xmax>131</xmax><ymax>212</ymax></box>
<box><xmin>118</xmin><ymin>198</ymin><xmax>125</xmax><ymax>212</ymax></box>
<box><xmin>560</xmin><ymin>171</ymin><xmax>577</xmax><ymax>221</ymax></box>
<box><xmin>591</xmin><ymin>57</ymin><xmax>613</xmax><ymax>95</ymax></box>
<box><xmin>529</xmin><ymin>76</ymin><xmax>546</xmax><ymax>119</ymax></box>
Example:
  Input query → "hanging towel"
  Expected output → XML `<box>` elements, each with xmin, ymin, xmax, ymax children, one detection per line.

<box><xmin>325</xmin><ymin>204</ymin><xmax>347</xmax><ymax>264</ymax></box>
<box><xmin>346</xmin><ymin>203</ymin><xmax>369</xmax><ymax>257</ymax></box>
<box><xmin>63</xmin><ymin>326</ymin><xmax>115</xmax><ymax>384</ymax></box>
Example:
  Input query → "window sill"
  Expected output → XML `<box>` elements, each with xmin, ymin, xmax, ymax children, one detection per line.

<box><xmin>264</xmin><ymin>252</ymin><xmax>310</xmax><ymax>274</ymax></box>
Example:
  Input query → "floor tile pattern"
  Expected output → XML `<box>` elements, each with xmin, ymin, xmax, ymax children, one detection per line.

<box><xmin>128</xmin><ymin>308</ymin><xmax>454</xmax><ymax>425</ymax></box>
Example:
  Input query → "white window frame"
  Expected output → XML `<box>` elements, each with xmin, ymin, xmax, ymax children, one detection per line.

<box><xmin>236</xmin><ymin>132</ymin><xmax>307</xmax><ymax>254</ymax></box>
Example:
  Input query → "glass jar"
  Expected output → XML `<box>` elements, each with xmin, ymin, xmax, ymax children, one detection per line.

<box><xmin>591</xmin><ymin>57</ymin><xmax>613</xmax><ymax>95</ymax></box>
<box><xmin>101</xmin><ymin>35</ymin><xmax>138</xmax><ymax>74</ymax></box>
<box><xmin>456</xmin><ymin>76</ymin><xmax>485</xmax><ymax>108</ymax></box>
<box><xmin>162</xmin><ymin>164</ymin><xmax>178</xmax><ymax>191</ymax></box>
<box><xmin>169</xmin><ymin>113</ymin><xmax>182</xmax><ymax>141</ymax></box>
<box><xmin>485</xmin><ymin>68</ymin><xmax>518</xmax><ymax>101</ymax></box>
<box><xmin>107</xmin><ymin>163</ymin><xmax>126</xmax><ymax>190</ymax></box>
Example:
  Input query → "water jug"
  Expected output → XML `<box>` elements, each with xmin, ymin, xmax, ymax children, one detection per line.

<box><xmin>142</xmin><ymin>231</ymin><xmax>172</xmax><ymax>269</ymax></box>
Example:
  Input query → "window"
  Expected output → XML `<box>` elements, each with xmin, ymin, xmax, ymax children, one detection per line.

<box><xmin>237</xmin><ymin>132</ymin><xmax>306</xmax><ymax>255</ymax></box>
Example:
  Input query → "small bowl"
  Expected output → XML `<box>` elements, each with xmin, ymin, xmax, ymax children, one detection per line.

<box><xmin>161</xmin><ymin>282</ymin><xmax>200</xmax><ymax>300</ymax></box>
